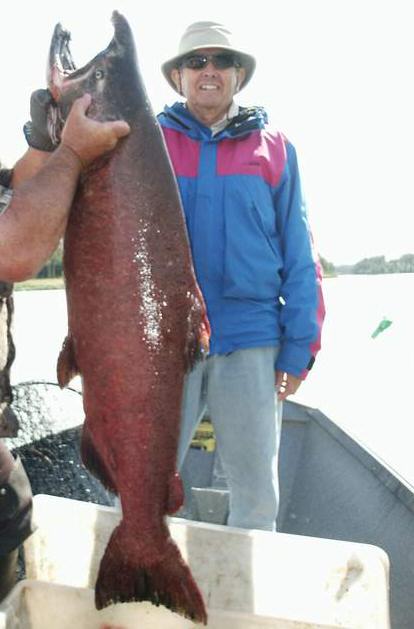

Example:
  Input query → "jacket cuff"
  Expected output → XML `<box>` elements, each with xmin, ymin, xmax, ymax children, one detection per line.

<box><xmin>276</xmin><ymin>342</ymin><xmax>315</xmax><ymax>379</ymax></box>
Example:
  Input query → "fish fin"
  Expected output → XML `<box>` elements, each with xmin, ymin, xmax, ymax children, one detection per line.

<box><xmin>95</xmin><ymin>525</ymin><xmax>207</xmax><ymax>625</ymax></box>
<box><xmin>0</xmin><ymin>404</ymin><xmax>19</xmax><ymax>438</ymax></box>
<box><xmin>197</xmin><ymin>315</ymin><xmax>210</xmax><ymax>357</ymax></box>
<box><xmin>185</xmin><ymin>296</ymin><xmax>211</xmax><ymax>370</ymax></box>
<box><xmin>166</xmin><ymin>472</ymin><xmax>184</xmax><ymax>515</ymax></box>
<box><xmin>81</xmin><ymin>423</ymin><xmax>118</xmax><ymax>494</ymax></box>
<box><xmin>57</xmin><ymin>334</ymin><xmax>79</xmax><ymax>387</ymax></box>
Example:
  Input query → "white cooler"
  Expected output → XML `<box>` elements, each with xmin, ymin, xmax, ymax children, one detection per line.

<box><xmin>0</xmin><ymin>494</ymin><xmax>390</xmax><ymax>628</ymax></box>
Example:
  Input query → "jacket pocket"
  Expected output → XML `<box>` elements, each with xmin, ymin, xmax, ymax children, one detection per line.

<box><xmin>223</xmin><ymin>196</ymin><xmax>283</xmax><ymax>300</ymax></box>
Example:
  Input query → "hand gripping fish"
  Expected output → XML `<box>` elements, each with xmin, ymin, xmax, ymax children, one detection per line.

<box><xmin>48</xmin><ymin>12</ymin><xmax>209</xmax><ymax>624</ymax></box>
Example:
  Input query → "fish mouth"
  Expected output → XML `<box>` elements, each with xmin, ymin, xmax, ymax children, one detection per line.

<box><xmin>47</xmin><ymin>11</ymin><xmax>133</xmax><ymax>98</ymax></box>
<box><xmin>47</xmin><ymin>23</ymin><xmax>76</xmax><ymax>101</ymax></box>
<box><xmin>47</xmin><ymin>11</ymin><xmax>134</xmax><ymax>144</ymax></box>
<box><xmin>46</xmin><ymin>23</ymin><xmax>76</xmax><ymax>145</ymax></box>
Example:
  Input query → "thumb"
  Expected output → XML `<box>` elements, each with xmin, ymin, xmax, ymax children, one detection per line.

<box><xmin>109</xmin><ymin>120</ymin><xmax>131</xmax><ymax>139</ymax></box>
<box><xmin>72</xmin><ymin>93</ymin><xmax>92</xmax><ymax>114</ymax></box>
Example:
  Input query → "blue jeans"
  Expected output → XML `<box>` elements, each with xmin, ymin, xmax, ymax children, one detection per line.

<box><xmin>178</xmin><ymin>346</ymin><xmax>282</xmax><ymax>531</ymax></box>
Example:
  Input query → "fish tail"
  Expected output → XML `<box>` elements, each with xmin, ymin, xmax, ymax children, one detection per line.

<box><xmin>95</xmin><ymin>525</ymin><xmax>207</xmax><ymax>624</ymax></box>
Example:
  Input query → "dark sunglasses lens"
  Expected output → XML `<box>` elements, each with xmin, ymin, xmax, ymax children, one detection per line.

<box><xmin>183</xmin><ymin>55</ymin><xmax>207</xmax><ymax>69</ymax></box>
<box><xmin>182</xmin><ymin>54</ymin><xmax>240</xmax><ymax>70</ymax></box>
<box><xmin>213</xmin><ymin>54</ymin><xmax>237</xmax><ymax>69</ymax></box>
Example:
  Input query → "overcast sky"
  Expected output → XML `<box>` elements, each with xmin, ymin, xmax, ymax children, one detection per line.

<box><xmin>1</xmin><ymin>0</ymin><xmax>412</xmax><ymax>265</ymax></box>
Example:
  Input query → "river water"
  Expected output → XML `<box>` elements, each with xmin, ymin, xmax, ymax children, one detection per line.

<box><xmin>10</xmin><ymin>273</ymin><xmax>414</xmax><ymax>486</ymax></box>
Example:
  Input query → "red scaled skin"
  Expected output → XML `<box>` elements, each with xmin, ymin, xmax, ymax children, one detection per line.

<box><xmin>54</xmin><ymin>12</ymin><xmax>208</xmax><ymax>624</ymax></box>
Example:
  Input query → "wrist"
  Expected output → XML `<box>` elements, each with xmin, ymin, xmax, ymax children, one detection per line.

<box><xmin>58</xmin><ymin>143</ymin><xmax>85</xmax><ymax>171</ymax></box>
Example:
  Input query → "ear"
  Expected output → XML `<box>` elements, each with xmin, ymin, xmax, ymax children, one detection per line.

<box><xmin>236</xmin><ymin>67</ymin><xmax>246</xmax><ymax>91</ymax></box>
<box><xmin>170</xmin><ymin>68</ymin><xmax>183</xmax><ymax>95</ymax></box>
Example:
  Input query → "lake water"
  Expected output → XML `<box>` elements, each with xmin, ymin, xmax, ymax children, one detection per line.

<box><xmin>10</xmin><ymin>274</ymin><xmax>414</xmax><ymax>485</ymax></box>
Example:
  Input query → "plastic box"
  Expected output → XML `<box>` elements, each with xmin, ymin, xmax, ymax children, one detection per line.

<box><xmin>0</xmin><ymin>494</ymin><xmax>390</xmax><ymax>628</ymax></box>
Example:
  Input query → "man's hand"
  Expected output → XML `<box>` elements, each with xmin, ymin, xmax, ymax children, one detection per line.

<box><xmin>23</xmin><ymin>89</ymin><xmax>56</xmax><ymax>152</ymax></box>
<box><xmin>61</xmin><ymin>94</ymin><xmax>130</xmax><ymax>167</ymax></box>
<box><xmin>276</xmin><ymin>371</ymin><xmax>302</xmax><ymax>401</ymax></box>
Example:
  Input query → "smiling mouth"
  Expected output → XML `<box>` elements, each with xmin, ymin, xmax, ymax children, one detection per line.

<box><xmin>200</xmin><ymin>85</ymin><xmax>219</xmax><ymax>91</ymax></box>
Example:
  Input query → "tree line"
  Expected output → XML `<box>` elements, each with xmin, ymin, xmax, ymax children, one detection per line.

<box><xmin>37</xmin><ymin>247</ymin><xmax>414</xmax><ymax>280</ymax></box>
<box><xmin>37</xmin><ymin>243</ymin><xmax>63</xmax><ymax>278</ymax></box>
<box><xmin>321</xmin><ymin>254</ymin><xmax>414</xmax><ymax>276</ymax></box>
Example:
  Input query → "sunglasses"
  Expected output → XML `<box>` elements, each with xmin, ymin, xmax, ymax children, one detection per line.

<box><xmin>180</xmin><ymin>53</ymin><xmax>241</xmax><ymax>71</ymax></box>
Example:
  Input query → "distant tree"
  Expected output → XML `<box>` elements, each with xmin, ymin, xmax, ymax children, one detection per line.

<box><xmin>37</xmin><ymin>241</ymin><xmax>63</xmax><ymax>278</ymax></box>
<box><xmin>397</xmin><ymin>254</ymin><xmax>414</xmax><ymax>272</ymax></box>
<box><xmin>319</xmin><ymin>255</ymin><xmax>336</xmax><ymax>277</ymax></box>
<box><xmin>353</xmin><ymin>256</ymin><xmax>387</xmax><ymax>274</ymax></box>
<box><xmin>352</xmin><ymin>253</ymin><xmax>414</xmax><ymax>274</ymax></box>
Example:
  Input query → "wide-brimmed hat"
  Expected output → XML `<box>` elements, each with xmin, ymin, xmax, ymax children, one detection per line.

<box><xmin>161</xmin><ymin>21</ymin><xmax>256</xmax><ymax>93</ymax></box>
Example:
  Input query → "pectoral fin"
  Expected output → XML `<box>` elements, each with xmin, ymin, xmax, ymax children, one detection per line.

<box><xmin>0</xmin><ymin>404</ymin><xmax>19</xmax><ymax>438</ymax></box>
<box><xmin>57</xmin><ymin>334</ymin><xmax>79</xmax><ymax>388</ymax></box>
<box><xmin>81</xmin><ymin>422</ymin><xmax>118</xmax><ymax>494</ymax></box>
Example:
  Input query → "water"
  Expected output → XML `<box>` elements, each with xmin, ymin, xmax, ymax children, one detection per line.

<box><xmin>295</xmin><ymin>273</ymin><xmax>414</xmax><ymax>485</ymax></box>
<box><xmin>11</xmin><ymin>289</ymin><xmax>81</xmax><ymax>391</ymax></box>
<box><xmin>10</xmin><ymin>275</ymin><xmax>414</xmax><ymax>485</ymax></box>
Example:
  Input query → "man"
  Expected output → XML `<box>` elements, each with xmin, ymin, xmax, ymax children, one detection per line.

<box><xmin>158</xmin><ymin>22</ymin><xmax>325</xmax><ymax>531</ymax></box>
<box><xmin>0</xmin><ymin>89</ymin><xmax>129</xmax><ymax>599</ymax></box>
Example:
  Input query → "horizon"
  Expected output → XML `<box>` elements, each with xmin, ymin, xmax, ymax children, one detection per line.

<box><xmin>1</xmin><ymin>0</ymin><xmax>412</xmax><ymax>265</ymax></box>
<box><xmin>329</xmin><ymin>251</ymin><xmax>414</xmax><ymax>268</ymax></box>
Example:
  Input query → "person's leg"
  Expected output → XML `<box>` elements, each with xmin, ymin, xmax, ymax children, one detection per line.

<box><xmin>207</xmin><ymin>347</ymin><xmax>282</xmax><ymax>531</ymax></box>
<box><xmin>177</xmin><ymin>359</ymin><xmax>208</xmax><ymax>469</ymax></box>
<box><xmin>0</xmin><ymin>549</ymin><xmax>18</xmax><ymax>601</ymax></box>
<box><xmin>0</xmin><ymin>442</ymin><xmax>33</xmax><ymax>601</ymax></box>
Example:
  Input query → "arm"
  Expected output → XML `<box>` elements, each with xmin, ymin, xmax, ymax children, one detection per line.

<box><xmin>0</xmin><ymin>145</ymin><xmax>81</xmax><ymax>282</ymax></box>
<box><xmin>274</xmin><ymin>141</ymin><xmax>325</xmax><ymax>387</ymax></box>
<box><xmin>0</xmin><ymin>94</ymin><xmax>129</xmax><ymax>282</ymax></box>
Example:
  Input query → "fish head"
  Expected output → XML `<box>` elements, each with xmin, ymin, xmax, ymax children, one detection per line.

<box><xmin>47</xmin><ymin>11</ymin><xmax>142</xmax><ymax>144</ymax></box>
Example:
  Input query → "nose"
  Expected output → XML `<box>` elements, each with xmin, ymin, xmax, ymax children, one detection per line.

<box><xmin>201</xmin><ymin>60</ymin><xmax>218</xmax><ymax>75</ymax></box>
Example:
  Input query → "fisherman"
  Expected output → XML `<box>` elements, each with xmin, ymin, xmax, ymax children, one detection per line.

<box><xmin>158</xmin><ymin>22</ymin><xmax>325</xmax><ymax>531</ymax></box>
<box><xmin>0</xmin><ymin>88</ymin><xmax>129</xmax><ymax>600</ymax></box>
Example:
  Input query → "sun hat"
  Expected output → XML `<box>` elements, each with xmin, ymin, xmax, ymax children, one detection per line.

<box><xmin>161</xmin><ymin>21</ymin><xmax>256</xmax><ymax>93</ymax></box>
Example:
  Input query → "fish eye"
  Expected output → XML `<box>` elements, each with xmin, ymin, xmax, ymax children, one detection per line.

<box><xmin>95</xmin><ymin>69</ymin><xmax>104</xmax><ymax>80</ymax></box>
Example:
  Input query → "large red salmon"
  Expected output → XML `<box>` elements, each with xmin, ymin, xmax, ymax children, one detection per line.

<box><xmin>48</xmin><ymin>12</ymin><xmax>208</xmax><ymax>624</ymax></box>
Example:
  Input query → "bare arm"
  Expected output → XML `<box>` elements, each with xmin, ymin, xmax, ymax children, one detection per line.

<box><xmin>0</xmin><ymin>94</ymin><xmax>129</xmax><ymax>282</ymax></box>
<box><xmin>0</xmin><ymin>145</ymin><xmax>81</xmax><ymax>282</ymax></box>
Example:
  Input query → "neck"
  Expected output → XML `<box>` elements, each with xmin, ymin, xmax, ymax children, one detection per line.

<box><xmin>186</xmin><ymin>102</ymin><xmax>233</xmax><ymax>127</ymax></box>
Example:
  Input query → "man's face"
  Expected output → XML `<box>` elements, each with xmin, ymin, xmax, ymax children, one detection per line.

<box><xmin>171</xmin><ymin>48</ymin><xmax>246</xmax><ymax>124</ymax></box>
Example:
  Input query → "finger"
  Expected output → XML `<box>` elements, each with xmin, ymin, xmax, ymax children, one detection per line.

<box><xmin>31</xmin><ymin>89</ymin><xmax>52</xmax><ymax>110</ymax></box>
<box><xmin>277</xmin><ymin>376</ymin><xmax>293</xmax><ymax>399</ymax></box>
<box><xmin>36</xmin><ymin>89</ymin><xmax>54</xmax><ymax>107</ymax></box>
<box><xmin>277</xmin><ymin>389</ymin><xmax>288</xmax><ymax>401</ymax></box>
<box><xmin>276</xmin><ymin>381</ymin><xmax>287</xmax><ymax>401</ymax></box>
<box><xmin>275</xmin><ymin>370</ymin><xmax>285</xmax><ymax>388</ymax></box>
<box><xmin>109</xmin><ymin>120</ymin><xmax>131</xmax><ymax>138</ymax></box>
<box><xmin>72</xmin><ymin>93</ymin><xmax>92</xmax><ymax>114</ymax></box>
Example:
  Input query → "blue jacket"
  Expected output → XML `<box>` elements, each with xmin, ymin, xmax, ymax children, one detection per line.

<box><xmin>158</xmin><ymin>102</ymin><xmax>324</xmax><ymax>378</ymax></box>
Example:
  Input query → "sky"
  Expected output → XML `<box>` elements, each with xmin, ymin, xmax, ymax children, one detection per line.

<box><xmin>1</xmin><ymin>0</ymin><xmax>413</xmax><ymax>265</ymax></box>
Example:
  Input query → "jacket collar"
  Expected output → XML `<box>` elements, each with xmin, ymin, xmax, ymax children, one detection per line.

<box><xmin>160</xmin><ymin>102</ymin><xmax>268</xmax><ymax>139</ymax></box>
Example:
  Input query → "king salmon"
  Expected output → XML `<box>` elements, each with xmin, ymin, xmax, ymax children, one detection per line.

<box><xmin>48</xmin><ymin>12</ymin><xmax>209</xmax><ymax>624</ymax></box>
